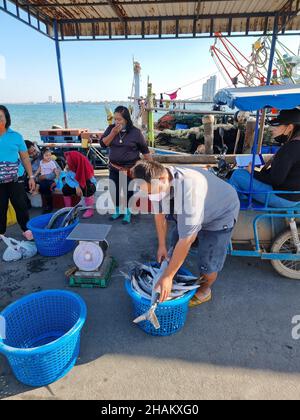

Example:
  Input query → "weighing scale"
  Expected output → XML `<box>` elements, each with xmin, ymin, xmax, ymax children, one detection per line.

<box><xmin>66</xmin><ymin>224</ymin><xmax>117</xmax><ymax>288</ymax></box>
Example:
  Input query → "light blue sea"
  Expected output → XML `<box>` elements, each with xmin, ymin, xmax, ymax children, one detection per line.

<box><xmin>2</xmin><ymin>102</ymin><xmax>131</xmax><ymax>143</ymax></box>
<box><xmin>2</xmin><ymin>102</ymin><xmax>215</xmax><ymax>144</ymax></box>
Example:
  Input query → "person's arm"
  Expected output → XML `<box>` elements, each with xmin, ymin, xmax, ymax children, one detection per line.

<box><xmin>100</xmin><ymin>125</ymin><xmax>122</xmax><ymax>147</ymax></box>
<box><xmin>19</xmin><ymin>151</ymin><xmax>35</xmax><ymax>192</ymax></box>
<box><xmin>155</xmin><ymin>214</ymin><xmax>168</xmax><ymax>263</ymax></box>
<box><xmin>137</xmin><ymin>130</ymin><xmax>152</xmax><ymax>159</ymax></box>
<box><xmin>254</xmin><ymin>143</ymin><xmax>297</xmax><ymax>186</ymax></box>
<box><xmin>34</xmin><ymin>166</ymin><xmax>41</xmax><ymax>178</ymax></box>
<box><xmin>157</xmin><ymin>234</ymin><xmax>198</xmax><ymax>302</ymax></box>
<box><xmin>66</xmin><ymin>172</ymin><xmax>83</xmax><ymax>197</ymax></box>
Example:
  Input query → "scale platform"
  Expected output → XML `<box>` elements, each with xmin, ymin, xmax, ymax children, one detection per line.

<box><xmin>67</xmin><ymin>223</ymin><xmax>112</xmax><ymax>242</ymax></box>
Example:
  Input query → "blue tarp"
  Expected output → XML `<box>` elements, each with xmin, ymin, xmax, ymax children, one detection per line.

<box><xmin>214</xmin><ymin>84</ymin><xmax>300</xmax><ymax>111</ymax></box>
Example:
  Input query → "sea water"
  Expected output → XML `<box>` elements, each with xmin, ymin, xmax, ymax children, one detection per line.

<box><xmin>2</xmin><ymin>102</ymin><xmax>130</xmax><ymax>143</ymax></box>
<box><xmin>2</xmin><ymin>102</ymin><xmax>214</xmax><ymax>144</ymax></box>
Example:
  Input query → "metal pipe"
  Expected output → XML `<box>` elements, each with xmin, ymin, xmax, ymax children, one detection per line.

<box><xmin>258</xmin><ymin>15</ymin><xmax>279</xmax><ymax>153</ymax></box>
<box><xmin>54</xmin><ymin>20</ymin><xmax>69</xmax><ymax>129</ymax></box>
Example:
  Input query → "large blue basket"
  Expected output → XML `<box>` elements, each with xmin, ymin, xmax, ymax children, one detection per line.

<box><xmin>27</xmin><ymin>213</ymin><xmax>79</xmax><ymax>257</ymax></box>
<box><xmin>0</xmin><ymin>290</ymin><xmax>87</xmax><ymax>387</ymax></box>
<box><xmin>125</xmin><ymin>264</ymin><xmax>196</xmax><ymax>336</ymax></box>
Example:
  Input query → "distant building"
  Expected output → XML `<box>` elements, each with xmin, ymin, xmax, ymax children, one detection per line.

<box><xmin>48</xmin><ymin>96</ymin><xmax>53</xmax><ymax>103</ymax></box>
<box><xmin>202</xmin><ymin>76</ymin><xmax>217</xmax><ymax>102</ymax></box>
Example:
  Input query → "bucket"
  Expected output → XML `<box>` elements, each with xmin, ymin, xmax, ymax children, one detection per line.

<box><xmin>0</xmin><ymin>290</ymin><xmax>87</xmax><ymax>387</ymax></box>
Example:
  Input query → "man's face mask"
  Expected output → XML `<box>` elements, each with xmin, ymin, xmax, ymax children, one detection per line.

<box><xmin>148</xmin><ymin>177</ymin><xmax>170</xmax><ymax>202</ymax></box>
<box><xmin>0</xmin><ymin>121</ymin><xmax>6</xmax><ymax>136</ymax></box>
<box><xmin>148</xmin><ymin>191</ymin><xmax>169</xmax><ymax>202</ymax></box>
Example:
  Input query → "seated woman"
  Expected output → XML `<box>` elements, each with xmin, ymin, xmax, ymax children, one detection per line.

<box><xmin>229</xmin><ymin>108</ymin><xmax>300</xmax><ymax>208</ymax></box>
<box><xmin>62</xmin><ymin>151</ymin><xmax>96</xmax><ymax>219</ymax></box>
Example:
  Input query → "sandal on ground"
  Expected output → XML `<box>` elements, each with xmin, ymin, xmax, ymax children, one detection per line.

<box><xmin>189</xmin><ymin>290</ymin><xmax>212</xmax><ymax>308</ymax></box>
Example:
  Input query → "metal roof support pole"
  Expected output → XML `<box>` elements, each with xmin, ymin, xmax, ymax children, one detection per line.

<box><xmin>257</xmin><ymin>14</ymin><xmax>279</xmax><ymax>154</ymax></box>
<box><xmin>53</xmin><ymin>20</ymin><xmax>68</xmax><ymax>129</ymax></box>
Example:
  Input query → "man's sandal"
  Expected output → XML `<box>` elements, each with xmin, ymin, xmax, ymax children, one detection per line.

<box><xmin>189</xmin><ymin>290</ymin><xmax>212</xmax><ymax>308</ymax></box>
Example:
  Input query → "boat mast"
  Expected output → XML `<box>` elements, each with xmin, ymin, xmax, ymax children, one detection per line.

<box><xmin>132</xmin><ymin>61</ymin><xmax>141</xmax><ymax>126</ymax></box>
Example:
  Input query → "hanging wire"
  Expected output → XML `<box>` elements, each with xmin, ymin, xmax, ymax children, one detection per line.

<box><xmin>164</xmin><ymin>71</ymin><xmax>219</xmax><ymax>94</ymax></box>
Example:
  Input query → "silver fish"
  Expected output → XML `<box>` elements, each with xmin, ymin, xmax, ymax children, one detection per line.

<box><xmin>131</xmin><ymin>275</ymin><xmax>150</xmax><ymax>299</ymax></box>
<box><xmin>47</xmin><ymin>204</ymin><xmax>92</xmax><ymax>230</ymax></box>
<box><xmin>126</xmin><ymin>251</ymin><xmax>198</xmax><ymax>329</ymax></box>
<box><xmin>46</xmin><ymin>207</ymin><xmax>73</xmax><ymax>229</ymax></box>
<box><xmin>61</xmin><ymin>203</ymin><xmax>83</xmax><ymax>227</ymax></box>
<box><xmin>176</xmin><ymin>274</ymin><xmax>199</xmax><ymax>283</ymax></box>
<box><xmin>133</xmin><ymin>297</ymin><xmax>160</xmax><ymax>330</ymax></box>
<box><xmin>132</xmin><ymin>251</ymin><xmax>172</xmax><ymax>330</ymax></box>
<box><xmin>138</xmin><ymin>276</ymin><xmax>152</xmax><ymax>295</ymax></box>
<box><xmin>171</xmin><ymin>284</ymin><xmax>200</xmax><ymax>291</ymax></box>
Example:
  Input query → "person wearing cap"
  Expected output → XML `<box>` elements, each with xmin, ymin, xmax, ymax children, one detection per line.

<box><xmin>229</xmin><ymin>108</ymin><xmax>300</xmax><ymax>207</ymax></box>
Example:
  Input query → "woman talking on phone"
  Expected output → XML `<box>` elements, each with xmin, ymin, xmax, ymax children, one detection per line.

<box><xmin>100</xmin><ymin>106</ymin><xmax>152</xmax><ymax>224</ymax></box>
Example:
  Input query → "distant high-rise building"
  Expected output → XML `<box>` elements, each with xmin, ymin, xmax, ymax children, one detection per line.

<box><xmin>202</xmin><ymin>76</ymin><xmax>217</xmax><ymax>102</ymax></box>
<box><xmin>48</xmin><ymin>96</ymin><xmax>53</xmax><ymax>103</ymax></box>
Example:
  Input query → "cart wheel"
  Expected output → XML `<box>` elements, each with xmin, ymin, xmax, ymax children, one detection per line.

<box><xmin>271</xmin><ymin>229</ymin><xmax>300</xmax><ymax>280</ymax></box>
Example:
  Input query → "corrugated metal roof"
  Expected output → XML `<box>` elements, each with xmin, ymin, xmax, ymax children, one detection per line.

<box><xmin>2</xmin><ymin>0</ymin><xmax>300</xmax><ymax>40</ymax></box>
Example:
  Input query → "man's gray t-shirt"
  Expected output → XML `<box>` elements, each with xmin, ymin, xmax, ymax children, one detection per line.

<box><xmin>163</xmin><ymin>166</ymin><xmax>240</xmax><ymax>239</ymax></box>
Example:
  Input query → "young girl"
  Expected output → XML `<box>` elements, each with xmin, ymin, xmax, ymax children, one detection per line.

<box><xmin>33</xmin><ymin>148</ymin><xmax>60</xmax><ymax>195</ymax></box>
<box><xmin>62</xmin><ymin>151</ymin><xmax>96</xmax><ymax>219</ymax></box>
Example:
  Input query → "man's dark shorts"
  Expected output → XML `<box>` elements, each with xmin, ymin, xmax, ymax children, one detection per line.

<box><xmin>171</xmin><ymin>226</ymin><xmax>234</xmax><ymax>275</ymax></box>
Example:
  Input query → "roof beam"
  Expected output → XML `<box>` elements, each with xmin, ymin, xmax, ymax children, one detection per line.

<box><xmin>59</xmin><ymin>12</ymin><xmax>291</xmax><ymax>24</ymax></box>
<box><xmin>13</xmin><ymin>0</ymin><xmax>251</xmax><ymax>8</ymax></box>
<box><xmin>105</xmin><ymin>0</ymin><xmax>127</xmax><ymax>22</ymax></box>
<box><xmin>0</xmin><ymin>2</ymin><xmax>53</xmax><ymax>38</ymax></box>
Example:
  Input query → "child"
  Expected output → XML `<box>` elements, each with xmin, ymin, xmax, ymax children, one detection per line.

<box><xmin>33</xmin><ymin>149</ymin><xmax>60</xmax><ymax>195</ymax></box>
<box><xmin>62</xmin><ymin>151</ymin><xmax>96</xmax><ymax>219</ymax></box>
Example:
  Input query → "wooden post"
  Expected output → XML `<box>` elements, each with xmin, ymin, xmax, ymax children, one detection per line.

<box><xmin>243</xmin><ymin>118</ymin><xmax>257</xmax><ymax>154</ymax></box>
<box><xmin>153</xmin><ymin>154</ymin><xmax>272</xmax><ymax>165</ymax></box>
<box><xmin>203</xmin><ymin>115</ymin><xmax>214</xmax><ymax>155</ymax></box>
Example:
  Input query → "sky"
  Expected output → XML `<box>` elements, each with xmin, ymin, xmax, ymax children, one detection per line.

<box><xmin>0</xmin><ymin>11</ymin><xmax>299</xmax><ymax>103</ymax></box>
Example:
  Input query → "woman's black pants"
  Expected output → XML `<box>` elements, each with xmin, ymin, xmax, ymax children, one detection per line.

<box><xmin>0</xmin><ymin>178</ymin><xmax>29</xmax><ymax>234</ymax></box>
<box><xmin>62</xmin><ymin>180</ymin><xmax>96</xmax><ymax>198</ymax></box>
<box><xmin>109</xmin><ymin>168</ymin><xmax>133</xmax><ymax>208</ymax></box>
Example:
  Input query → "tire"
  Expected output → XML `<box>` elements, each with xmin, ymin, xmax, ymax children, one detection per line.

<box><xmin>271</xmin><ymin>228</ymin><xmax>300</xmax><ymax>280</ymax></box>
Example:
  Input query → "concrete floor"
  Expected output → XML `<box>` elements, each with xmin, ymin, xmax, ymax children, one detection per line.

<box><xmin>1</xmin><ymin>200</ymin><xmax>300</xmax><ymax>400</ymax></box>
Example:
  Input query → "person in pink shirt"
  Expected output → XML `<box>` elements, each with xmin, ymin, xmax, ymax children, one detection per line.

<box><xmin>33</xmin><ymin>149</ymin><xmax>60</xmax><ymax>196</ymax></box>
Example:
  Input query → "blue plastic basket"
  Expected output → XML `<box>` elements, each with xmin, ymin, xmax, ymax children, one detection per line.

<box><xmin>0</xmin><ymin>290</ymin><xmax>87</xmax><ymax>387</ymax></box>
<box><xmin>27</xmin><ymin>213</ymin><xmax>79</xmax><ymax>257</ymax></box>
<box><xmin>125</xmin><ymin>264</ymin><xmax>196</xmax><ymax>336</ymax></box>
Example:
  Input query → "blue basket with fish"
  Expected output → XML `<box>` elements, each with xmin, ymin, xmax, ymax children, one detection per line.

<box><xmin>125</xmin><ymin>262</ymin><xmax>197</xmax><ymax>337</ymax></box>
<box><xmin>0</xmin><ymin>290</ymin><xmax>87</xmax><ymax>387</ymax></box>
<box><xmin>27</xmin><ymin>213</ymin><xmax>79</xmax><ymax>257</ymax></box>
